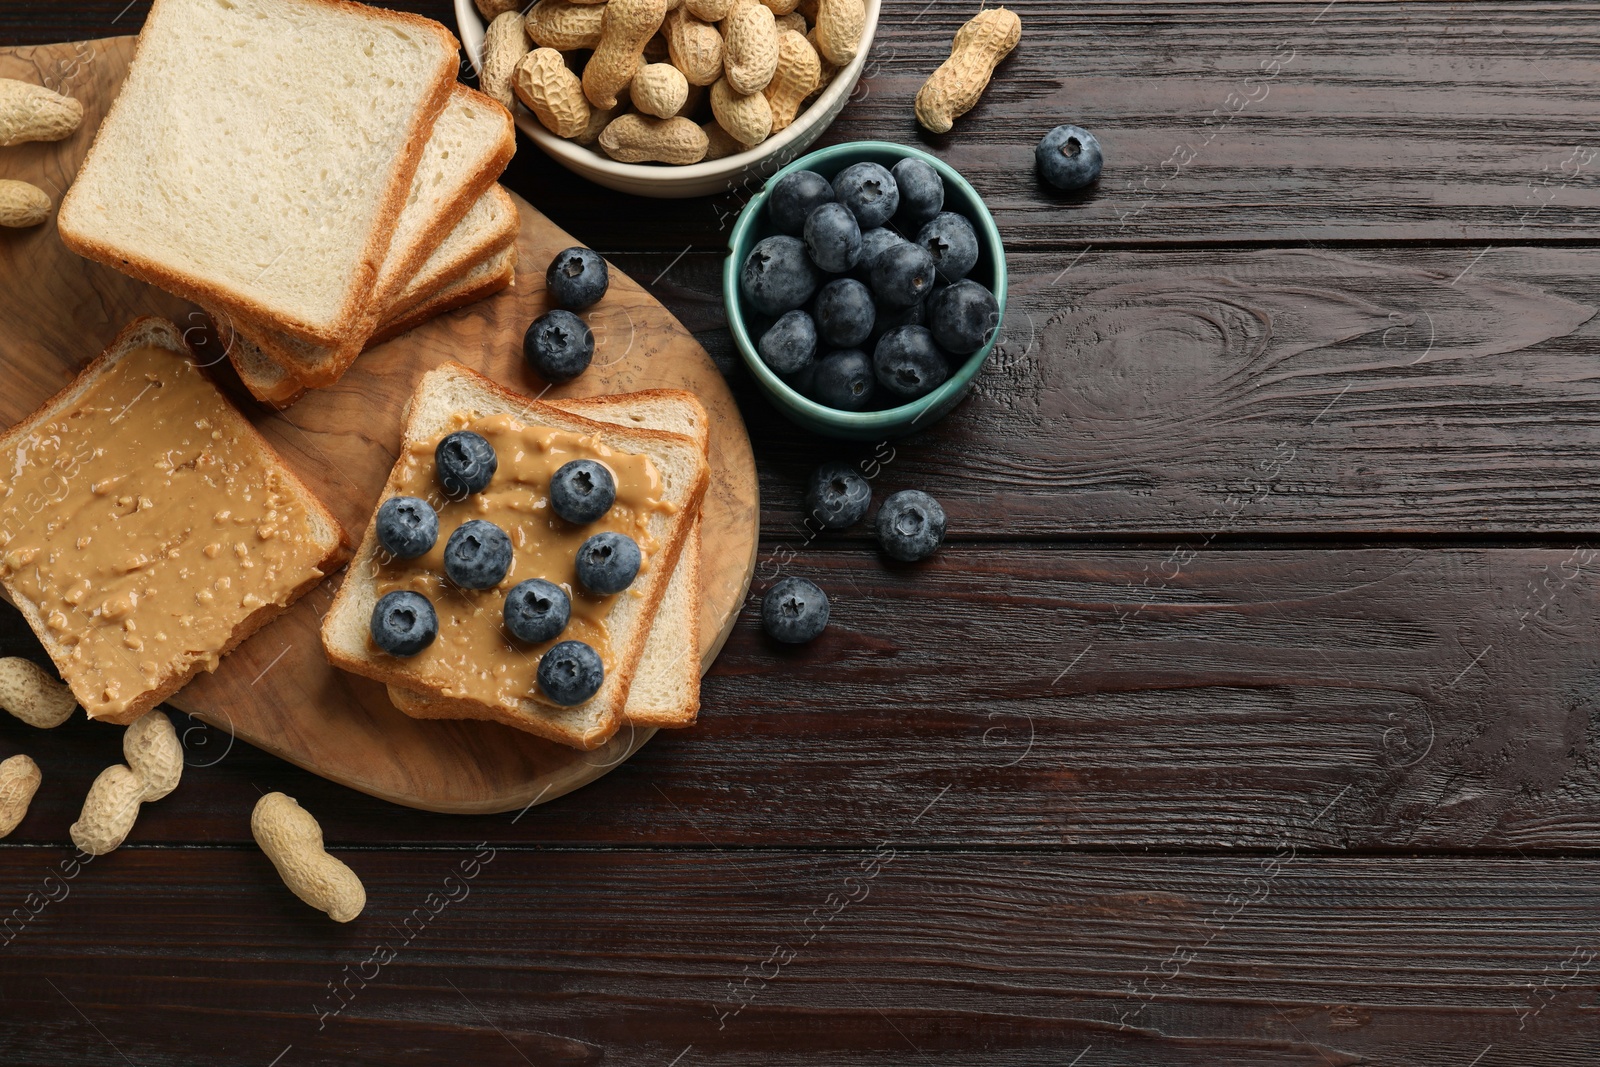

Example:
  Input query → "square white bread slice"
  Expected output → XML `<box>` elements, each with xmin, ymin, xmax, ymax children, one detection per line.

<box><xmin>58</xmin><ymin>0</ymin><xmax>460</xmax><ymax>348</ymax></box>
<box><xmin>0</xmin><ymin>317</ymin><xmax>349</xmax><ymax>724</ymax></box>
<box><xmin>320</xmin><ymin>365</ymin><xmax>710</xmax><ymax>749</ymax></box>
<box><xmin>390</xmin><ymin>389</ymin><xmax>709</xmax><ymax>730</ymax></box>
<box><xmin>221</xmin><ymin>243</ymin><xmax>518</xmax><ymax>407</ymax></box>
<box><xmin>234</xmin><ymin>184</ymin><xmax>521</xmax><ymax>387</ymax></box>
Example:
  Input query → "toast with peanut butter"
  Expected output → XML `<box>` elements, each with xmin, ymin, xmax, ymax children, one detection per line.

<box><xmin>0</xmin><ymin>317</ymin><xmax>349</xmax><ymax>724</ymax></box>
<box><xmin>320</xmin><ymin>364</ymin><xmax>710</xmax><ymax>749</ymax></box>
<box><xmin>389</xmin><ymin>389</ymin><xmax>709</xmax><ymax>731</ymax></box>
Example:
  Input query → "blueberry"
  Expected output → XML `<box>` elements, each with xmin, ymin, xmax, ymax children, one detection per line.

<box><xmin>443</xmin><ymin>519</ymin><xmax>513</xmax><ymax>589</ymax></box>
<box><xmin>803</xmin><ymin>201</ymin><xmax>862</xmax><ymax>274</ymax></box>
<box><xmin>928</xmin><ymin>278</ymin><xmax>1000</xmax><ymax>355</ymax></box>
<box><xmin>832</xmin><ymin>161</ymin><xmax>900</xmax><ymax>228</ymax></box>
<box><xmin>892</xmin><ymin>157</ymin><xmax>944</xmax><ymax>228</ymax></box>
<box><xmin>868</xmin><ymin>294</ymin><xmax>927</xmax><ymax>345</ymax></box>
<box><xmin>545</xmin><ymin>246</ymin><xmax>609</xmax><ymax>310</ymax></box>
<box><xmin>374</xmin><ymin>495</ymin><xmax>438</xmax><ymax>559</ymax></box>
<box><xmin>876</xmin><ymin>489</ymin><xmax>946</xmax><ymax>562</ymax></box>
<box><xmin>762</xmin><ymin>576</ymin><xmax>829</xmax><ymax>644</ymax></box>
<box><xmin>768</xmin><ymin>169</ymin><xmax>836</xmax><ymax>235</ymax></box>
<box><xmin>550</xmin><ymin>458</ymin><xmax>616</xmax><ymax>525</ymax></box>
<box><xmin>575</xmin><ymin>531</ymin><xmax>641</xmax><ymax>594</ymax></box>
<box><xmin>916</xmin><ymin>212</ymin><xmax>980</xmax><ymax>282</ymax></box>
<box><xmin>537</xmin><ymin>639</ymin><xmax>604</xmax><ymax>705</ymax></box>
<box><xmin>370</xmin><ymin>590</ymin><xmax>438</xmax><ymax>657</ymax></box>
<box><xmin>873</xmin><ymin>326</ymin><xmax>949</xmax><ymax>401</ymax></box>
<box><xmin>758</xmin><ymin>309</ymin><xmax>817</xmax><ymax>375</ymax></box>
<box><xmin>503</xmin><ymin>578</ymin><xmax>571</xmax><ymax>644</ymax></box>
<box><xmin>1037</xmin><ymin>124</ymin><xmax>1103</xmax><ymax>191</ymax></box>
<box><xmin>435</xmin><ymin>430</ymin><xmax>497</xmax><ymax>498</ymax></box>
<box><xmin>869</xmin><ymin>240</ymin><xmax>936</xmax><ymax>309</ymax></box>
<box><xmin>740</xmin><ymin>235</ymin><xmax>821</xmax><ymax>317</ymax></box>
<box><xmin>813</xmin><ymin>277</ymin><xmax>875</xmax><ymax>349</ymax></box>
<box><xmin>806</xmin><ymin>461</ymin><xmax>871</xmax><ymax>530</ymax></box>
<box><xmin>809</xmin><ymin>349</ymin><xmax>877</xmax><ymax>411</ymax></box>
<box><xmin>523</xmin><ymin>309</ymin><xmax>594</xmax><ymax>384</ymax></box>
<box><xmin>854</xmin><ymin>227</ymin><xmax>907</xmax><ymax>281</ymax></box>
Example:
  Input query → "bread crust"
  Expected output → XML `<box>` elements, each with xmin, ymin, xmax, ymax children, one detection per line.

<box><xmin>57</xmin><ymin>0</ymin><xmax>462</xmax><ymax>348</ymax></box>
<box><xmin>0</xmin><ymin>317</ymin><xmax>351</xmax><ymax>723</ymax></box>
<box><xmin>318</xmin><ymin>365</ymin><xmax>709</xmax><ymax>749</ymax></box>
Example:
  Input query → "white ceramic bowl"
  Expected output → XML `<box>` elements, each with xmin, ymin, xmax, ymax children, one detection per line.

<box><xmin>455</xmin><ymin>0</ymin><xmax>881</xmax><ymax>199</ymax></box>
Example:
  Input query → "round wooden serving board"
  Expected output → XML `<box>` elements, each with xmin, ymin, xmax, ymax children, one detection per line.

<box><xmin>0</xmin><ymin>37</ymin><xmax>759</xmax><ymax>813</ymax></box>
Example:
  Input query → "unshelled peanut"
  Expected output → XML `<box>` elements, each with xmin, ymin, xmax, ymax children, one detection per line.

<box><xmin>598</xmin><ymin>113</ymin><xmax>709</xmax><ymax>163</ymax></box>
<box><xmin>760</xmin><ymin>0</ymin><xmax>799</xmax><ymax>14</ymax></box>
<box><xmin>664</xmin><ymin>6</ymin><xmax>725</xmax><ymax>86</ymax></box>
<box><xmin>0</xmin><ymin>658</ymin><xmax>75</xmax><ymax>727</ymax></box>
<box><xmin>480</xmin><ymin>10</ymin><xmax>530</xmax><ymax>108</ymax></box>
<box><xmin>516</xmin><ymin>47</ymin><xmax>593</xmax><ymax>138</ymax></box>
<box><xmin>576</xmin><ymin>100</ymin><xmax>628</xmax><ymax>145</ymax></box>
<box><xmin>527</xmin><ymin>0</ymin><xmax>607</xmax><ymax>50</ymax></box>
<box><xmin>701</xmin><ymin>119</ymin><xmax>746</xmax><ymax>160</ymax></box>
<box><xmin>811</xmin><ymin>0</ymin><xmax>865</xmax><ymax>66</ymax></box>
<box><xmin>631</xmin><ymin>62</ymin><xmax>690</xmax><ymax>118</ymax></box>
<box><xmin>474</xmin><ymin>0</ymin><xmax>521</xmax><ymax>18</ymax></box>
<box><xmin>710</xmin><ymin>76</ymin><xmax>773</xmax><ymax>145</ymax></box>
<box><xmin>722</xmin><ymin>0</ymin><xmax>781</xmax><ymax>95</ymax></box>
<box><xmin>764</xmin><ymin>29</ymin><xmax>820</xmax><ymax>132</ymax></box>
<box><xmin>123</xmin><ymin>710</ymin><xmax>182</xmax><ymax>802</ymax></box>
<box><xmin>252</xmin><ymin>792</ymin><xmax>366</xmax><ymax>923</ymax></box>
<box><xmin>583</xmin><ymin>0</ymin><xmax>669</xmax><ymax>110</ymax></box>
<box><xmin>0</xmin><ymin>180</ymin><xmax>50</xmax><ymax>229</ymax></box>
<box><xmin>0</xmin><ymin>754</ymin><xmax>40</xmax><ymax>838</ymax></box>
<box><xmin>0</xmin><ymin>78</ymin><xmax>83</xmax><ymax>147</ymax></box>
<box><xmin>70</xmin><ymin>764</ymin><xmax>143</xmax><ymax>855</ymax></box>
<box><xmin>914</xmin><ymin>6</ymin><xmax>1020</xmax><ymax>134</ymax></box>
<box><xmin>775</xmin><ymin>10</ymin><xmax>807</xmax><ymax>35</ymax></box>
<box><xmin>686</xmin><ymin>0</ymin><xmax>735</xmax><ymax>18</ymax></box>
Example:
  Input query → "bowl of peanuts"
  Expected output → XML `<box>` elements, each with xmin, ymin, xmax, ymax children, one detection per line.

<box><xmin>458</xmin><ymin>0</ymin><xmax>881</xmax><ymax>199</ymax></box>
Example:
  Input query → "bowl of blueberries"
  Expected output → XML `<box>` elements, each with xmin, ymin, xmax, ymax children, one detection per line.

<box><xmin>725</xmin><ymin>141</ymin><xmax>1007</xmax><ymax>440</ymax></box>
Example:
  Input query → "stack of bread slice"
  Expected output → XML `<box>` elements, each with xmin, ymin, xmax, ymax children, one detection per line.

<box><xmin>321</xmin><ymin>364</ymin><xmax>711</xmax><ymax>750</ymax></box>
<box><xmin>57</xmin><ymin>0</ymin><xmax>518</xmax><ymax>409</ymax></box>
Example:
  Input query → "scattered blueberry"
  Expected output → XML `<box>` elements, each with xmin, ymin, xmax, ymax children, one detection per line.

<box><xmin>917</xmin><ymin>212</ymin><xmax>980</xmax><ymax>282</ymax></box>
<box><xmin>869</xmin><ymin>241</ymin><xmax>937</xmax><ymax>308</ymax></box>
<box><xmin>808</xmin><ymin>349</ymin><xmax>876</xmax><ymax>411</ymax></box>
<box><xmin>435</xmin><ymin>430</ymin><xmax>497</xmax><ymax>498</ymax></box>
<box><xmin>443</xmin><ymin>519</ymin><xmax>513</xmax><ymax>589</ymax></box>
<box><xmin>538</xmin><ymin>640</ymin><xmax>604</xmax><ymax>705</ymax></box>
<box><xmin>769</xmin><ymin>169</ymin><xmax>836</xmax><ymax>235</ymax></box>
<box><xmin>873</xmin><ymin>325</ymin><xmax>949</xmax><ymax>401</ymax></box>
<box><xmin>832</xmin><ymin>161</ymin><xmax>900</xmax><ymax>228</ymax></box>
<box><xmin>370</xmin><ymin>590</ymin><xmax>438</xmax><ymax>656</ymax></box>
<box><xmin>374</xmin><ymin>495</ymin><xmax>438</xmax><ymax>559</ymax></box>
<box><xmin>928</xmin><ymin>279</ymin><xmax>1000</xmax><ymax>355</ymax></box>
<box><xmin>806</xmin><ymin>461</ymin><xmax>871</xmax><ymax>530</ymax></box>
<box><xmin>741</xmin><ymin>235</ymin><xmax>821</xmax><ymax>316</ymax></box>
<box><xmin>813</xmin><ymin>277</ymin><xmax>875</xmax><ymax>349</ymax></box>
<box><xmin>758</xmin><ymin>310</ymin><xmax>818</xmax><ymax>375</ymax></box>
<box><xmin>503</xmin><ymin>578</ymin><xmax>571</xmax><ymax>644</ymax></box>
<box><xmin>575</xmin><ymin>531</ymin><xmax>641</xmax><ymax>595</ymax></box>
<box><xmin>761</xmin><ymin>576</ymin><xmax>830</xmax><ymax>644</ymax></box>
<box><xmin>550</xmin><ymin>459</ymin><xmax>616</xmax><ymax>525</ymax></box>
<box><xmin>545</xmin><ymin>246</ymin><xmax>609</xmax><ymax>310</ymax></box>
<box><xmin>892</xmin><ymin>157</ymin><xmax>944</xmax><ymax>228</ymax></box>
<box><xmin>1036</xmin><ymin>124</ymin><xmax>1103</xmax><ymax>191</ymax></box>
<box><xmin>868</xmin><ymin>294</ymin><xmax>927</xmax><ymax>346</ymax></box>
<box><xmin>876</xmin><ymin>489</ymin><xmax>946</xmax><ymax>562</ymax></box>
<box><xmin>524</xmin><ymin>309</ymin><xmax>595</xmax><ymax>384</ymax></box>
<box><xmin>803</xmin><ymin>201</ymin><xmax>862</xmax><ymax>274</ymax></box>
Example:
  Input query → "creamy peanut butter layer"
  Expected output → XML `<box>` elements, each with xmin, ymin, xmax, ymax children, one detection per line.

<box><xmin>372</xmin><ymin>412</ymin><xmax>666</xmax><ymax>710</ymax></box>
<box><xmin>0</xmin><ymin>346</ymin><xmax>331</xmax><ymax>718</ymax></box>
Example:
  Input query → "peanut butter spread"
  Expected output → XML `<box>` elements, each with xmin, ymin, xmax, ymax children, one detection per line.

<box><xmin>373</xmin><ymin>412</ymin><xmax>668</xmax><ymax>709</ymax></box>
<box><xmin>0</xmin><ymin>346</ymin><xmax>329</xmax><ymax>718</ymax></box>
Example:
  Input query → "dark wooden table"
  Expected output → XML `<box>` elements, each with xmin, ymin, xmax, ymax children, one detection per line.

<box><xmin>4</xmin><ymin>2</ymin><xmax>1600</xmax><ymax>1064</ymax></box>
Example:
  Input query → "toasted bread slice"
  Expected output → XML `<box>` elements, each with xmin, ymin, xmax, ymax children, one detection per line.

<box><xmin>391</xmin><ymin>389</ymin><xmax>709</xmax><ymax>730</ymax></box>
<box><xmin>0</xmin><ymin>318</ymin><xmax>349</xmax><ymax>724</ymax></box>
<box><xmin>58</xmin><ymin>0</ymin><xmax>460</xmax><ymax>348</ymax></box>
<box><xmin>320</xmin><ymin>365</ymin><xmax>709</xmax><ymax>749</ymax></box>
<box><xmin>222</xmin><ymin>243</ymin><xmax>518</xmax><ymax>407</ymax></box>
<box><xmin>235</xmin><ymin>185</ymin><xmax>521</xmax><ymax>388</ymax></box>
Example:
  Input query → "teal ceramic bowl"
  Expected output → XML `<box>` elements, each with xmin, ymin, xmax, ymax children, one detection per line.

<box><xmin>724</xmin><ymin>141</ymin><xmax>1008</xmax><ymax>440</ymax></box>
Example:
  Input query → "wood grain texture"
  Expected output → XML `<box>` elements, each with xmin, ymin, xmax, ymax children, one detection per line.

<box><xmin>5</xmin><ymin>545</ymin><xmax>1599</xmax><ymax>851</ymax></box>
<box><xmin>2</xmin><ymin>848</ymin><xmax>1597</xmax><ymax>1066</ymax></box>
<box><xmin>0</xmin><ymin>37</ymin><xmax>760</xmax><ymax>813</ymax></box>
